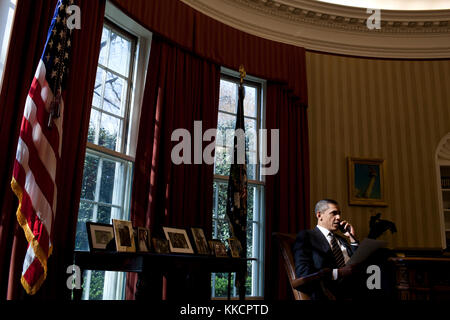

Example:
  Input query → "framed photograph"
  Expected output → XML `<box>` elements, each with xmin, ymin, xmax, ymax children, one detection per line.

<box><xmin>152</xmin><ymin>238</ymin><xmax>170</xmax><ymax>253</ymax></box>
<box><xmin>163</xmin><ymin>227</ymin><xmax>194</xmax><ymax>254</ymax></box>
<box><xmin>137</xmin><ymin>227</ymin><xmax>151</xmax><ymax>252</ymax></box>
<box><xmin>112</xmin><ymin>219</ymin><xmax>136</xmax><ymax>252</ymax></box>
<box><xmin>227</xmin><ymin>238</ymin><xmax>243</xmax><ymax>258</ymax></box>
<box><xmin>86</xmin><ymin>222</ymin><xmax>114</xmax><ymax>251</ymax></box>
<box><xmin>209</xmin><ymin>239</ymin><xmax>228</xmax><ymax>258</ymax></box>
<box><xmin>348</xmin><ymin>157</ymin><xmax>387</xmax><ymax>206</ymax></box>
<box><xmin>191</xmin><ymin>227</ymin><xmax>209</xmax><ymax>255</ymax></box>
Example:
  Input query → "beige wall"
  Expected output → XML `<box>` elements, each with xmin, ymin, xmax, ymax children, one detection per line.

<box><xmin>306</xmin><ymin>51</ymin><xmax>450</xmax><ymax>249</ymax></box>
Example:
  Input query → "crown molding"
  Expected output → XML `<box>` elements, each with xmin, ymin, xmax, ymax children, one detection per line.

<box><xmin>181</xmin><ymin>0</ymin><xmax>450</xmax><ymax>58</ymax></box>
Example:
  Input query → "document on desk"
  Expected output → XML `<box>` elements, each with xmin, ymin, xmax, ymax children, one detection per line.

<box><xmin>346</xmin><ymin>238</ymin><xmax>387</xmax><ymax>265</ymax></box>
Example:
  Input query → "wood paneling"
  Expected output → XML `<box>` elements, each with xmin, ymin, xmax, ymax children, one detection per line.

<box><xmin>306</xmin><ymin>52</ymin><xmax>450</xmax><ymax>249</ymax></box>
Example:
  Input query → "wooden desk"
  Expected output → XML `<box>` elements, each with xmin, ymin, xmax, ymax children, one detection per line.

<box><xmin>388</xmin><ymin>256</ymin><xmax>450</xmax><ymax>300</ymax></box>
<box><xmin>73</xmin><ymin>251</ymin><xmax>249</xmax><ymax>300</ymax></box>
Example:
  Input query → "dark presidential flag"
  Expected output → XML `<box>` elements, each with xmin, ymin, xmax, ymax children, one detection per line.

<box><xmin>10</xmin><ymin>0</ymin><xmax>73</xmax><ymax>295</ymax></box>
<box><xmin>225</xmin><ymin>68</ymin><xmax>248</xmax><ymax>259</ymax></box>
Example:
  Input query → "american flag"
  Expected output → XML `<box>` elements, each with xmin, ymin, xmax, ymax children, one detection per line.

<box><xmin>10</xmin><ymin>0</ymin><xmax>73</xmax><ymax>295</ymax></box>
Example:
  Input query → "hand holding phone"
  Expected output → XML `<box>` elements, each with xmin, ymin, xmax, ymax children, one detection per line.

<box><xmin>338</xmin><ymin>223</ymin><xmax>350</xmax><ymax>234</ymax></box>
<box><xmin>338</xmin><ymin>221</ymin><xmax>358</xmax><ymax>243</ymax></box>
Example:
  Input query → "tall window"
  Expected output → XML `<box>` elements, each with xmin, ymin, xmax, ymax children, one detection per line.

<box><xmin>212</xmin><ymin>73</ymin><xmax>265</xmax><ymax>298</ymax></box>
<box><xmin>0</xmin><ymin>0</ymin><xmax>16</xmax><ymax>89</ymax></box>
<box><xmin>74</xmin><ymin>21</ymin><xmax>138</xmax><ymax>300</ymax></box>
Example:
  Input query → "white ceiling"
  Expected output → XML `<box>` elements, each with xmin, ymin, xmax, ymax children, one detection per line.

<box><xmin>318</xmin><ymin>0</ymin><xmax>450</xmax><ymax>10</ymax></box>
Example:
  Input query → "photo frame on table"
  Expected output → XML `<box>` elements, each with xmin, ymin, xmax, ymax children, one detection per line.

<box><xmin>209</xmin><ymin>239</ymin><xmax>228</xmax><ymax>258</ymax></box>
<box><xmin>190</xmin><ymin>227</ymin><xmax>209</xmax><ymax>255</ymax></box>
<box><xmin>163</xmin><ymin>227</ymin><xmax>194</xmax><ymax>254</ymax></box>
<box><xmin>227</xmin><ymin>238</ymin><xmax>243</xmax><ymax>258</ymax></box>
<box><xmin>137</xmin><ymin>227</ymin><xmax>151</xmax><ymax>252</ymax></box>
<box><xmin>348</xmin><ymin>157</ymin><xmax>387</xmax><ymax>207</ymax></box>
<box><xmin>112</xmin><ymin>219</ymin><xmax>136</xmax><ymax>252</ymax></box>
<box><xmin>86</xmin><ymin>222</ymin><xmax>114</xmax><ymax>251</ymax></box>
<box><xmin>152</xmin><ymin>238</ymin><xmax>170</xmax><ymax>253</ymax></box>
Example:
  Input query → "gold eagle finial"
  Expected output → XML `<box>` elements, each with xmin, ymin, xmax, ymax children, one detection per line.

<box><xmin>239</xmin><ymin>65</ymin><xmax>246</xmax><ymax>84</ymax></box>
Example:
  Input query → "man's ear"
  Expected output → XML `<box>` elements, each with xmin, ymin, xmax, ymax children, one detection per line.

<box><xmin>316</xmin><ymin>211</ymin><xmax>321</xmax><ymax>220</ymax></box>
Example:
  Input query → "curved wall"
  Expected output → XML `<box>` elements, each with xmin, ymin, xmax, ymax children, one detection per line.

<box><xmin>306</xmin><ymin>52</ymin><xmax>450</xmax><ymax>249</ymax></box>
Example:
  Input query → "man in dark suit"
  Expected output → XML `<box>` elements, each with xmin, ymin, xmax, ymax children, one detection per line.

<box><xmin>293</xmin><ymin>199</ymin><xmax>360</xmax><ymax>300</ymax></box>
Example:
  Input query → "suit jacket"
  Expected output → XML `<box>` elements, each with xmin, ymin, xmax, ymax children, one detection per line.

<box><xmin>292</xmin><ymin>226</ymin><xmax>358</xmax><ymax>300</ymax></box>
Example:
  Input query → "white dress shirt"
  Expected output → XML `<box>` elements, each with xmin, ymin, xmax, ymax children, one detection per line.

<box><xmin>316</xmin><ymin>225</ymin><xmax>358</xmax><ymax>280</ymax></box>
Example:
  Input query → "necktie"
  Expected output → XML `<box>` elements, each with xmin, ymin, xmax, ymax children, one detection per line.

<box><xmin>329</xmin><ymin>233</ymin><xmax>345</xmax><ymax>268</ymax></box>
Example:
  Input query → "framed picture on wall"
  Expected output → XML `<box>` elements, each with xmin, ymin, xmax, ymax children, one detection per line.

<box><xmin>348</xmin><ymin>157</ymin><xmax>387</xmax><ymax>206</ymax></box>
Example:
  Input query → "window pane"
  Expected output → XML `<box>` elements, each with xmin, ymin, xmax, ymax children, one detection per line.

<box><xmin>80</xmin><ymin>154</ymin><xmax>99</xmax><ymax>201</ymax></box>
<box><xmin>245</xmin><ymin>118</ymin><xmax>257</xmax><ymax>152</ymax></box>
<box><xmin>244</xmin><ymin>86</ymin><xmax>257</xmax><ymax>118</ymax></box>
<box><xmin>219</xmin><ymin>79</ymin><xmax>237</xmax><ymax>113</ymax></box>
<box><xmin>246</xmin><ymin>261</ymin><xmax>253</xmax><ymax>295</ymax></box>
<box><xmin>108</xmin><ymin>31</ymin><xmax>131</xmax><ymax>76</ymax></box>
<box><xmin>247</xmin><ymin>186</ymin><xmax>255</xmax><ymax>221</ymax></box>
<box><xmin>97</xmin><ymin>205</ymin><xmax>112</xmax><ymax>225</ymax></box>
<box><xmin>84</xmin><ymin>271</ymin><xmax>105</xmax><ymax>300</ymax></box>
<box><xmin>213</xmin><ymin>272</ymin><xmax>231</xmax><ymax>297</ymax></box>
<box><xmin>99</xmin><ymin>159</ymin><xmax>116</xmax><ymax>204</ymax></box>
<box><xmin>217</xmin><ymin>112</ymin><xmax>236</xmax><ymax>147</ymax></box>
<box><xmin>247</xmin><ymin>222</ymin><xmax>254</xmax><ymax>258</ymax></box>
<box><xmin>212</xmin><ymin>219</ymin><xmax>218</xmax><ymax>239</ymax></box>
<box><xmin>88</xmin><ymin>109</ymin><xmax>100</xmax><ymax>145</ymax></box>
<box><xmin>212</xmin><ymin>182</ymin><xmax>217</xmax><ymax>218</ymax></box>
<box><xmin>103</xmin><ymin>71</ymin><xmax>126</xmax><ymax>117</ymax></box>
<box><xmin>214</xmin><ymin>146</ymin><xmax>231</xmax><ymax>176</ymax></box>
<box><xmin>215</xmin><ymin>220</ymin><xmax>230</xmax><ymax>242</ymax></box>
<box><xmin>75</xmin><ymin>201</ymin><xmax>94</xmax><ymax>251</ymax></box>
<box><xmin>247</xmin><ymin>152</ymin><xmax>257</xmax><ymax>181</ymax></box>
<box><xmin>99</xmin><ymin>113</ymin><xmax>122</xmax><ymax>151</ymax></box>
<box><xmin>93</xmin><ymin>68</ymin><xmax>105</xmax><ymax>109</ymax></box>
<box><xmin>98</xmin><ymin>27</ymin><xmax>109</xmax><ymax>66</ymax></box>
<box><xmin>217</xmin><ymin>183</ymin><xmax>228</xmax><ymax>220</ymax></box>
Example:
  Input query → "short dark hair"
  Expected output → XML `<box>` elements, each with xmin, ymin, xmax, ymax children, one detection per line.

<box><xmin>314</xmin><ymin>199</ymin><xmax>339</xmax><ymax>215</ymax></box>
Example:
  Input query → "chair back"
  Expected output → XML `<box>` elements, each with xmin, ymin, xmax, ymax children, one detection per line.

<box><xmin>273</xmin><ymin>232</ymin><xmax>310</xmax><ymax>300</ymax></box>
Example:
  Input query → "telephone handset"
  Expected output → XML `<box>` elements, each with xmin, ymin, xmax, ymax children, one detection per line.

<box><xmin>338</xmin><ymin>223</ymin><xmax>350</xmax><ymax>234</ymax></box>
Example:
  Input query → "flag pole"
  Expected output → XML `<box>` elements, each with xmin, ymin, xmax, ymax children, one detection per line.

<box><xmin>225</xmin><ymin>65</ymin><xmax>248</xmax><ymax>294</ymax></box>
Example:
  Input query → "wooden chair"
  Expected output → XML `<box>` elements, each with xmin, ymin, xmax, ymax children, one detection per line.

<box><xmin>273</xmin><ymin>232</ymin><xmax>335</xmax><ymax>300</ymax></box>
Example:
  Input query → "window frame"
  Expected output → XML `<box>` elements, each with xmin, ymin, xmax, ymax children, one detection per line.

<box><xmin>211</xmin><ymin>69</ymin><xmax>266</xmax><ymax>298</ymax></box>
<box><xmin>76</xmin><ymin>1</ymin><xmax>152</xmax><ymax>300</ymax></box>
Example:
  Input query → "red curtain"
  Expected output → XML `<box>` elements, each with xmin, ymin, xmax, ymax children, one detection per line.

<box><xmin>126</xmin><ymin>35</ymin><xmax>220</xmax><ymax>299</ymax></box>
<box><xmin>264</xmin><ymin>83</ymin><xmax>310</xmax><ymax>299</ymax></box>
<box><xmin>0</xmin><ymin>0</ymin><xmax>106</xmax><ymax>299</ymax></box>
